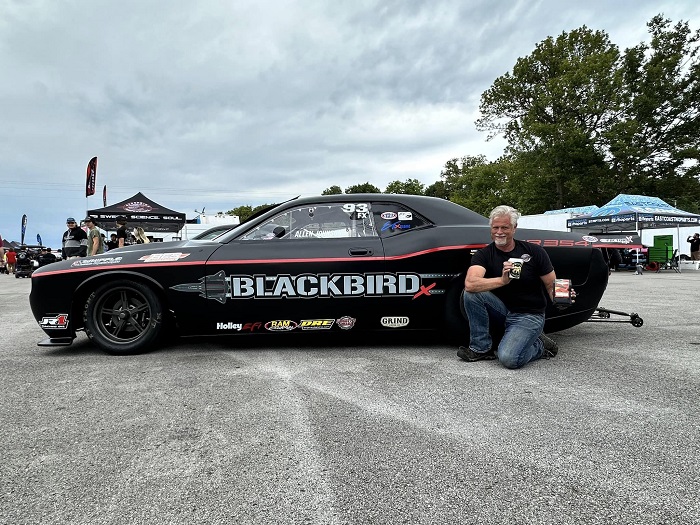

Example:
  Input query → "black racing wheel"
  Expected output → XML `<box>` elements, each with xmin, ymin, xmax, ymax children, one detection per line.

<box><xmin>84</xmin><ymin>280</ymin><xmax>163</xmax><ymax>355</ymax></box>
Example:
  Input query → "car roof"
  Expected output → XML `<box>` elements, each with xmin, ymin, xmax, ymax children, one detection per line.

<box><xmin>257</xmin><ymin>194</ymin><xmax>487</xmax><ymax>225</ymax></box>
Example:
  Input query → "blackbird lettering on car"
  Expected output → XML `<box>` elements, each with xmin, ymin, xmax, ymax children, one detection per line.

<box><xmin>171</xmin><ymin>272</ymin><xmax>427</xmax><ymax>303</ymax></box>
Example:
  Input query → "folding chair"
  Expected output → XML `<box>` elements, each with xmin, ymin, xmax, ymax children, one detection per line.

<box><xmin>656</xmin><ymin>249</ymin><xmax>681</xmax><ymax>273</ymax></box>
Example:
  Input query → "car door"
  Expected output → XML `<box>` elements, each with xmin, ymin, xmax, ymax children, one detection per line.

<box><xmin>371</xmin><ymin>201</ymin><xmax>469</xmax><ymax>331</ymax></box>
<box><xmin>194</xmin><ymin>201</ymin><xmax>386</xmax><ymax>335</ymax></box>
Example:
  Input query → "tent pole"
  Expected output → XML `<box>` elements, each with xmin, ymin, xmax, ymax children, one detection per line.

<box><xmin>677</xmin><ymin>223</ymin><xmax>681</xmax><ymax>273</ymax></box>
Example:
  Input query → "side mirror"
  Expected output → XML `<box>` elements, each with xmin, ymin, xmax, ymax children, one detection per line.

<box><xmin>272</xmin><ymin>226</ymin><xmax>286</xmax><ymax>238</ymax></box>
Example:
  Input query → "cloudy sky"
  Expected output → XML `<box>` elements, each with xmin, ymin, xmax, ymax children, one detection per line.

<box><xmin>1</xmin><ymin>0</ymin><xmax>698</xmax><ymax>246</ymax></box>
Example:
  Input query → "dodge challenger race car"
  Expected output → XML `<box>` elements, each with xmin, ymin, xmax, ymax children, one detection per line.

<box><xmin>30</xmin><ymin>194</ymin><xmax>637</xmax><ymax>355</ymax></box>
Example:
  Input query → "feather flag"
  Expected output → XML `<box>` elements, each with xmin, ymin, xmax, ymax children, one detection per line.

<box><xmin>21</xmin><ymin>214</ymin><xmax>27</xmax><ymax>245</ymax></box>
<box><xmin>103</xmin><ymin>185</ymin><xmax>107</xmax><ymax>207</ymax></box>
<box><xmin>37</xmin><ymin>234</ymin><xmax>42</xmax><ymax>246</ymax></box>
<box><xmin>86</xmin><ymin>156</ymin><xmax>97</xmax><ymax>197</ymax></box>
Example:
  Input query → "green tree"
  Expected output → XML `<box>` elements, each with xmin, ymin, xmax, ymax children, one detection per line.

<box><xmin>345</xmin><ymin>182</ymin><xmax>381</xmax><ymax>194</ymax></box>
<box><xmin>424</xmin><ymin>180</ymin><xmax>450</xmax><ymax>199</ymax></box>
<box><xmin>322</xmin><ymin>185</ymin><xmax>343</xmax><ymax>195</ymax></box>
<box><xmin>384</xmin><ymin>178</ymin><xmax>425</xmax><ymax>195</ymax></box>
<box><xmin>475</xmin><ymin>15</ymin><xmax>700</xmax><ymax>212</ymax></box>
<box><xmin>476</xmin><ymin>26</ymin><xmax>622</xmax><ymax>210</ymax></box>
<box><xmin>226</xmin><ymin>205</ymin><xmax>253</xmax><ymax>221</ymax></box>
<box><xmin>609</xmin><ymin>15</ymin><xmax>700</xmax><ymax>188</ymax></box>
<box><xmin>225</xmin><ymin>204</ymin><xmax>275</xmax><ymax>222</ymax></box>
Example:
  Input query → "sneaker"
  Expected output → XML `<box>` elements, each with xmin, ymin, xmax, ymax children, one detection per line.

<box><xmin>538</xmin><ymin>333</ymin><xmax>559</xmax><ymax>358</ymax></box>
<box><xmin>457</xmin><ymin>346</ymin><xmax>496</xmax><ymax>362</ymax></box>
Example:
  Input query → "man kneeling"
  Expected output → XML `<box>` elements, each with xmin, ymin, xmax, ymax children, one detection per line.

<box><xmin>459</xmin><ymin>205</ymin><xmax>558</xmax><ymax>369</ymax></box>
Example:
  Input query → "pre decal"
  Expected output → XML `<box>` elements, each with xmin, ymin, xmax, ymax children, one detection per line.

<box><xmin>299</xmin><ymin>319</ymin><xmax>335</xmax><ymax>330</ymax></box>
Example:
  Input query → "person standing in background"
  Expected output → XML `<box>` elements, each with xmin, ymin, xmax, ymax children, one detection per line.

<box><xmin>106</xmin><ymin>234</ymin><xmax>118</xmax><ymax>251</ymax></box>
<box><xmin>5</xmin><ymin>248</ymin><xmax>16</xmax><ymax>274</ymax></box>
<box><xmin>133</xmin><ymin>226</ymin><xmax>150</xmax><ymax>244</ymax></box>
<box><xmin>61</xmin><ymin>217</ymin><xmax>88</xmax><ymax>259</ymax></box>
<box><xmin>687</xmin><ymin>233</ymin><xmax>700</xmax><ymax>261</ymax></box>
<box><xmin>85</xmin><ymin>216</ymin><xmax>104</xmax><ymax>256</ymax></box>
<box><xmin>116</xmin><ymin>216</ymin><xmax>128</xmax><ymax>248</ymax></box>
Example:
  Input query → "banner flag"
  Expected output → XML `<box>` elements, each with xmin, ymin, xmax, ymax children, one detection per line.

<box><xmin>103</xmin><ymin>185</ymin><xmax>107</xmax><ymax>207</ymax></box>
<box><xmin>21</xmin><ymin>214</ymin><xmax>27</xmax><ymax>245</ymax></box>
<box><xmin>86</xmin><ymin>156</ymin><xmax>97</xmax><ymax>197</ymax></box>
<box><xmin>37</xmin><ymin>234</ymin><xmax>42</xmax><ymax>246</ymax></box>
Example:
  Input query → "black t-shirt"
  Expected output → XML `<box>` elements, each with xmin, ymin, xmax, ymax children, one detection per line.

<box><xmin>116</xmin><ymin>226</ymin><xmax>128</xmax><ymax>245</ymax></box>
<box><xmin>471</xmin><ymin>239</ymin><xmax>554</xmax><ymax>314</ymax></box>
<box><xmin>689</xmin><ymin>237</ymin><xmax>700</xmax><ymax>252</ymax></box>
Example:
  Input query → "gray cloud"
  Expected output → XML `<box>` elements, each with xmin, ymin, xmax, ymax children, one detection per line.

<box><xmin>1</xmin><ymin>0</ymin><xmax>698</xmax><ymax>244</ymax></box>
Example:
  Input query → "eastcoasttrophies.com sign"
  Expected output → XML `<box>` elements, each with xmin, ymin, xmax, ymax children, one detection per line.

<box><xmin>568</xmin><ymin>213</ymin><xmax>699</xmax><ymax>228</ymax></box>
<box><xmin>638</xmin><ymin>214</ymin><xmax>700</xmax><ymax>225</ymax></box>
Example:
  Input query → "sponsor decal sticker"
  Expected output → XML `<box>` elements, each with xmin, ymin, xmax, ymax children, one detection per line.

<box><xmin>265</xmin><ymin>320</ymin><xmax>298</xmax><ymax>331</ymax></box>
<box><xmin>139</xmin><ymin>253</ymin><xmax>190</xmax><ymax>263</ymax></box>
<box><xmin>397</xmin><ymin>212</ymin><xmax>412</xmax><ymax>221</ymax></box>
<box><xmin>336</xmin><ymin>316</ymin><xmax>356</xmax><ymax>330</ymax></box>
<box><xmin>380</xmin><ymin>212</ymin><xmax>398</xmax><ymax>220</ymax></box>
<box><xmin>599</xmin><ymin>236</ymin><xmax>636</xmax><ymax>244</ymax></box>
<box><xmin>71</xmin><ymin>257</ymin><xmax>123</xmax><ymax>267</ymax></box>
<box><xmin>242</xmin><ymin>322</ymin><xmax>263</xmax><ymax>331</ymax></box>
<box><xmin>299</xmin><ymin>319</ymin><xmax>335</xmax><ymax>330</ymax></box>
<box><xmin>40</xmin><ymin>314</ymin><xmax>69</xmax><ymax>329</ymax></box>
<box><xmin>381</xmin><ymin>316</ymin><xmax>409</xmax><ymax>328</ymax></box>
<box><xmin>582</xmin><ymin>235</ymin><xmax>599</xmax><ymax>243</ymax></box>
<box><xmin>216</xmin><ymin>322</ymin><xmax>243</xmax><ymax>330</ymax></box>
<box><xmin>381</xmin><ymin>221</ymin><xmax>410</xmax><ymax>232</ymax></box>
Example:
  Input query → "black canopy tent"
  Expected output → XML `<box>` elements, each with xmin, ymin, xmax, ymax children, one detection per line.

<box><xmin>88</xmin><ymin>192</ymin><xmax>186</xmax><ymax>233</ymax></box>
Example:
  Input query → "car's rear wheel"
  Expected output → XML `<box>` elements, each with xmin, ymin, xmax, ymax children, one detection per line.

<box><xmin>84</xmin><ymin>280</ymin><xmax>163</xmax><ymax>355</ymax></box>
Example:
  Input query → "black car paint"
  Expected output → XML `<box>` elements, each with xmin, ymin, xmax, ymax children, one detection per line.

<box><xmin>30</xmin><ymin>194</ymin><xmax>615</xmax><ymax>351</ymax></box>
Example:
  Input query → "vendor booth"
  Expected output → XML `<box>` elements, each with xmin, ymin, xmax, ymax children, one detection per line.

<box><xmin>566</xmin><ymin>194</ymin><xmax>700</xmax><ymax>271</ymax></box>
<box><xmin>88</xmin><ymin>192</ymin><xmax>186</xmax><ymax>234</ymax></box>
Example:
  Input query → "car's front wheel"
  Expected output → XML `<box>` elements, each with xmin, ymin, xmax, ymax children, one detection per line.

<box><xmin>84</xmin><ymin>280</ymin><xmax>163</xmax><ymax>355</ymax></box>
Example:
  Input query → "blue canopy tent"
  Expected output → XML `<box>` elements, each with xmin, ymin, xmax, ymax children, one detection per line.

<box><xmin>566</xmin><ymin>194</ymin><xmax>700</xmax><ymax>232</ymax></box>
<box><xmin>567</xmin><ymin>194</ymin><xmax>700</xmax><ymax>271</ymax></box>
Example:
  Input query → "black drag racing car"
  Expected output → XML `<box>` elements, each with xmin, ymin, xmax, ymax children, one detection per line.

<box><xmin>30</xmin><ymin>194</ymin><xmax>635</xmax><ymax>355</ymax></box>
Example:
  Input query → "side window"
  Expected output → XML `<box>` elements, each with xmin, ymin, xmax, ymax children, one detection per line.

<box><xmin>372</xmin><ymin>203</ymin><xmax>429</xmax><ymax>238</ymax></box>
<box><xmin>239</xmin><ymin>203</ymin><xmax>378</xmax><ymax>240</ymax></box>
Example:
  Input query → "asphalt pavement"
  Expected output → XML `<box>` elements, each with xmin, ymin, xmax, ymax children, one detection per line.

<box><xmin>1</xmin><ymin>269</ymin><xmax>699</xmax><ymax>525</ymax></box>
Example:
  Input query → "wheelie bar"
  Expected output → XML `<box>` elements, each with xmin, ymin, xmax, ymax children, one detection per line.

<box><xmin>586</xmin><ymin>307</ymin><xmax>643</xmax><ymax>327</ymax></box>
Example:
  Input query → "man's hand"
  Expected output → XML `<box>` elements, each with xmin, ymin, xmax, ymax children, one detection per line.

<box><xmin>501</xmin><ymin>261</ymin><xmax>513</xmax><ymax>285</ymax></box>
<box><xmin>555</xmin><ymin>287</ymin><xmax>577</xmax><ymax>310</ymax></box>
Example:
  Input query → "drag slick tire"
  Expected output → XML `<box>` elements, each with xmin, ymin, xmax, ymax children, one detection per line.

<box><xmin>84</xmin><ymin>280</ymin><xmax>163</xmax><ymax>355</ymax></box>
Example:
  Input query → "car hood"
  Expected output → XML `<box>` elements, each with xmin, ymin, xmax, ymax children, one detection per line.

<box><xmin>32</xmin><ymin>240</ymin><xmax>221</xmax><ymax>276</ymax></box>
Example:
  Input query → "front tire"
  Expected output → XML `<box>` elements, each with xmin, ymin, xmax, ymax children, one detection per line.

<box><xmin>84</xmin><ymin>280</ymin><xmax>163</xmax><ymax>355</ymax></box>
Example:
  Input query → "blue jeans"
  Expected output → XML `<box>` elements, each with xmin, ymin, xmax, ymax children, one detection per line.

<box><xmin>463</xmin><ymin>291</ymin><xmax>545</xmax><ymax>369</ymax></box>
